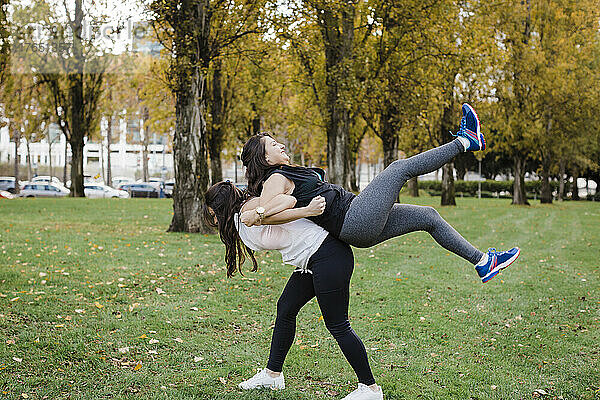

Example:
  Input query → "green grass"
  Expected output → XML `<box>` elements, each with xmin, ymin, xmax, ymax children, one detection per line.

<box><xmin>0</xmin><ymin>197</ymin><xmax>598</xmax><ymax>400</ymax></box>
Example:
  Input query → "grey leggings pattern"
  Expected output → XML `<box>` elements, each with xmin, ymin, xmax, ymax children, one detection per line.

<box><xmin>339</xmin><ymin>139</ymin><xmax>483</xmax><ymax>265</ymax></box>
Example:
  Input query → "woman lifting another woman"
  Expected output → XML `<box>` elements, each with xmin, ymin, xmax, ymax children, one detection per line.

<box><xmin>240</xmin><ymin>104</ymin><xmax>520</xmax><ymax>283</ymax></box>
<box><xmin>204</xmin><ymin>183</ymin><xmax>384</xmax><ymax>399</ymax></box>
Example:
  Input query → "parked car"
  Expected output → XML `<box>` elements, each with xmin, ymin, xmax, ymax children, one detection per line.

<box><xmin>0</xmin><ymin>177</ymin><xmax>20</xmax><ymax>193</ymax></box>
<box><xmin>164</xmin><ymin>179</ymin><xmax>174</xmax><ymax>198</ymax></box>
<box><xmin>112</xmin><ymin>176</ymin><xmax>134</xmax><ymax>188</ymax></box>
<box><xmin>138</xmin><ymin>177</ymin><xmax>165</xmax><ymax>184</ymax></box>
<box><xmin>84</xmin><ymin>184</ymin><xmax>130</xmax><ymax>199</ymax></box>
<box><xmin>119</xmin><ymin>183</ymin><xmax>162</xmax><ymax>198</ymax></box>
<box><xmin>20</xmin><ymin>183</ymin><xmax>70</xmax><ymax>198</ymax></box>
<box><xmin>31</xmin><ymin>176</ymin><xmax>64</xmax><ymax>186</ymax></box>
<box><xmin>0</xmin><ymin>191</ymin><xmax>16</xmax><ymax>199</ymax></box>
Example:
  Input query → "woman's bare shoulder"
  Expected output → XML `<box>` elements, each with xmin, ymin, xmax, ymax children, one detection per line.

<box><xmin>264</xmin><ymin>172</ymin><xmax>294</xmax><ymax>192</ymax></box>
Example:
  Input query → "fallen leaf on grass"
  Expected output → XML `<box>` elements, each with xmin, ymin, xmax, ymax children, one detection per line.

<box><xmin>149</xmin><ymin>339</ymin><xmax>159</xmax><ymax>344</ymax></box>
<box><xmin>118</xmin><ymin>347</ymin><xmax>130</xmax><ymax>354</ymax></box>
<box><xmin>156</xmin><ymin>288</ymin><xmax>165</xmax><ymax>295</ymax></box>
<box><xmin>94</xmin><ymin>302</ymin><xmax>104</xmax><ymax>309</ymax></box>
<box><xmin>193</xmin><ymin>356</ymin><xmax>204</xmax><ymax>362</ymax></box>
<box><xmin>133</xmin><ymin>362</ymin><xmax>142</xmax><ymax>371</ymax></box>
<box><xmin>219</xmin><ymin>377</ymin><xmax>226</xmax><ymax>385</ymax></box>
<box><xmin>173</xmin><ymin>338</ymin><xmax>183</xmax><ymax>343</ymax></box>
<box><xmin>138</xmin><ymin>334</ymin><xmax>147</xmax><ymax>339</ymax></box>
<box><xmin>13</xmin><ymin>357</ymin><xmax>22</xmax><ymax>363</ymax></box>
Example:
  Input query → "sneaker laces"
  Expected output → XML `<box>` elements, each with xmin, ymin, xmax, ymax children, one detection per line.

<box><xmin>488</xmin><ymin>247</ymin><xmax>497</xmax><ymax>254</ymax></box>
<box><xmin>449</xmin><ymin>116</ymin><xmax>467</xmax><ymax>137</ymax></box>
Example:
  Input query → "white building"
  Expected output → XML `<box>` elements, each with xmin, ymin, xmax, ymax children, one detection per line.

<box><xmin>0</xmin><ymin>117</ymin><xmax>174</xmax><ymax>182</ymax></box>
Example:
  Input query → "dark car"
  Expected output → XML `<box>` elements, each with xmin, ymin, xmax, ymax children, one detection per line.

<box><xmin>119</xmin><ymin>183</ymin><xmax>161</xmax><ymax>198</ymax></box>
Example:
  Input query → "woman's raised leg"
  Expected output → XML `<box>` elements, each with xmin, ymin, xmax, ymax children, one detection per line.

<box><xmin>372</xmin><ymin>203</ymin><xmax>483</xmax><ymax>264</ymax></box>
<box><xmin>340</xmin><ymin>139</ymin><xmax>464</xmax><ymax>247</ymax></box>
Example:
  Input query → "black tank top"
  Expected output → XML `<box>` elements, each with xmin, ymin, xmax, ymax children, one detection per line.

<box><xmin>265</xmin><ymin>165</ymin><xmax>356</xmax><ymax>237</ymax></box>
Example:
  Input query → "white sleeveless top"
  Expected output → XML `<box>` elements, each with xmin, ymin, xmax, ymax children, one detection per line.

<box><xmin>234</xmin><ymin>214</ymin><xmax>329</xmax><ymax>274</ymax></box>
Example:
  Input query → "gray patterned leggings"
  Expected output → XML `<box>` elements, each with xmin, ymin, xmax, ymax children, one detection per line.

<box><xmin>339</xmin><ymin>139</ymin><xmax>483</xmax><ymax>264</ymax></box>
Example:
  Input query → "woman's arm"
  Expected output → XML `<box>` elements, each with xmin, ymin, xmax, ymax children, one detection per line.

<box><xmin>242</xmin><ymin>196</ymin><xmax>326</xmax><ymax>226</ymax></box>
<box><xmin>240</xmin><ymin>194</ymin><xmax>297</xmax><ymax>226</ymax></box>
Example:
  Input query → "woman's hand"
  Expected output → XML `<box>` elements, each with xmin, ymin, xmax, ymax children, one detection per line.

<box><xmin>241</xmin><ymin>210</ymin><xmax>260</xmax><ymax>227</ymax></box>
<box><xmin>303</xmin><ymin>196</ymin><xmax>326</xmax><ymax>217</ymax></box>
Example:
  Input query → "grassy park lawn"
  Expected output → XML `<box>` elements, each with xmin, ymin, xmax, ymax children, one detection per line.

<box><xmin>1</xmin><ymin>196</ymin><xmax>598</xmax><ymax>399</ymax></box>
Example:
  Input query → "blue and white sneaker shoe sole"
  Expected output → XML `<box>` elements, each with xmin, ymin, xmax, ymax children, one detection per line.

<box><xmin>481</xmin><ymin>247</ymin><xmax>521</xmax><ymax>283</ymax></box>
<box><xmin>463</xmin><ymin>103</ymin><xmax>486</xmax><ymax>151</ymax></box>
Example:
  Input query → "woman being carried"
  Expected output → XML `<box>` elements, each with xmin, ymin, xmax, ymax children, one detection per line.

<box><xmin>204</xmin><ymin>182</ymin><xmax>384</xmax><ymax>400</ymax></box>
<box><xmin>240</xmin><ymin>104</ymin><xmax>520</xmax><ymax>283</ymax></box>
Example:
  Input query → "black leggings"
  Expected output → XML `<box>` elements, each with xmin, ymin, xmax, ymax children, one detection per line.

<box><xmin>266</xmin><ymin>235</ymin><xmax>375</xmax><ymax>385</ymax></box>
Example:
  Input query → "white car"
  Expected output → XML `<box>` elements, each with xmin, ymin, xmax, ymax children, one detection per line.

<box><xmin>31</xmin><ymin>176</ymin><xmax>64</xmax><ymax>186</ymax></box>
<box><xmin>84</xmin><ymin>184</ymin><xmax>130</xmax><ymax>199</ymax></box>
<box><xmin>20</xmin><ymin>182</ymin><xmax>70</xmax><ymax>197</ymax></box>
<box><xmin>112</xmin><ymin>176</ymin><xmax>134</xmax><ymax>188</ymax></box>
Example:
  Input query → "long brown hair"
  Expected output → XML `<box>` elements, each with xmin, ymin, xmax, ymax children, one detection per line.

<box><xmin>241</xmin><ymin>132</ymin><xmax>280</xmax><ymax>197</ymax></box>
<box><xmin>202</xmin><ymin>181</ymin><xmax>258</xmax><ymax>278</ymax></box>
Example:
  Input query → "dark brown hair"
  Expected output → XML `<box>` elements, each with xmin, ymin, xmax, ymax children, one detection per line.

<box><xmin>202</xmin><ymin>181</ymin><xmax>258</xmax><ymax>278</ymax></box>
<box><xmin>241</xmin><ymin>132</ymin><xmax>280</xmax><ymax>197</ymax></box>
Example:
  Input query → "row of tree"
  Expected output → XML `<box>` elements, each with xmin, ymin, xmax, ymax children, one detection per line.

<box><xmin>0</xmin><ymin>1</ymin><xmax>174</xmax><ymax>192</ymax></box>
<box><xmin>1</xmin><ymin>0</ymin><xmax>599</xmax><ymax>233</ymax></box>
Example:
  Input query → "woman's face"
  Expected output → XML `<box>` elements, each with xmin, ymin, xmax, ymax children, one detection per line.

<box><xmin>262</xmin><ymin>136</ymin><xmax>290</xmax><ymax>166</ymax></box>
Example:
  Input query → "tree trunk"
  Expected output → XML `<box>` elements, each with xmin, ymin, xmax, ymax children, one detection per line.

<box><xmin>540</xmin><ymin>152</ymin><xmax>552</xmax><ymax>204</ymax></box>
<box><xmin>455</xmin><ymin>156</ymin><xmax>467</xmax><ymax>181</ymax></box>
<box><xmin>26</xmin><ymin>139</ymin><xmax>32</xmax><ymax>180</ymax></box>
<box><xmin>63</xmin><ymin>137</ymin><xmax>68</xmax><ymax>184</ymax></box>
<box><xmin>348</xmin><ymin>149</ymin><xmax>359</xmax><ymax>192</ymax></box>
<box><xmin>441</xmin><ymin>163</ymin><xmax>456</xmax><ymax>206</ymax></box>
<box><xmin>69</xmin><ymin>137</ymin><xmax>84</xmax><ymax>196</ymax></box>
<box><xmin>408</xmin><ymin>177</ymin><xmax>419</xmax><ymax>197</ymax></box>
<box><xmin>512</xmin><ymin>155</ymin><xmax>529</xmax><ymax>205</ymax></box>
<box><xmin>168</xmin><ymin>69</ymin><xmax>212</xmax><ymax>233</ymax></box>
<box><xmin>106</xmin><ymin>116</ymin><xmax>112</xmax><ymax>186</ymax></box>
<box><xmin>380</xmin><ymin>104</ymin><xmax>398</xmax><ymax>168</ymax></box>
<box><xmin>141</xmin><ymin>109</ymin><xmax>150</xmax><ymax>182</ymax></box>
<box><xmin>49</xmin><ymin>141</ymin><xmax>53</xmax><ymax>181</ymax></box>
<box><xmin>540</xmin><ymin>115</ymin><xmax>552</xmax><ymax>204</ymax></box>
<box><xmin>558</xmin><ymin>159</ymin><xmax>565</xmax><ymax>201</ymax></box>
<box><xmin>439</xmin><ymin>93</ymin><xmax>457</xmax><ymax>206</ymax></box>
<box><xmin>251</xmin><ymin>103</ymin><xmax>260</xmax><ymax>135</ymax></box>
<box><xmin>12</xmin><ymin>124</ymin><xmax>20</xmax><ymax>193</ymax></box>
<box><xmin>67</xmin><ymin>0</ymin><xmax>86</xmax><ymax>197</ymax></box>
<box><xmin>571</xmin><ymin>173</ymin><xmax>579</xmax><ymax>200</ymax></box>
<box><xmin>540</xmin><ymin>168</ymin><xmax>551</xmax><ymax>204</ymax></box>
<box><xmin>319</xmin><ymin>5</ymin><xmax>354</xmax><ymax>189</ymax></box>
<box><xmin>142</xmin><ymin>134</ymin><xmax>149</xmax><ymax>182</ymax></box>
<box><xmin>356</xmin><ymin>156</ymin><xmax>362</xmax><ymax>190</ymax></box>
<box><xmin>208</xmin><ymin>57</ymin><xmax>224</xmax><ymax>184</ymax></box>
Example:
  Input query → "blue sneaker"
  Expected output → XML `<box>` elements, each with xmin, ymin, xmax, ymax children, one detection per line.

<box><xmin>453</xmin><ymin>103</ymin><xmax>485</xmax><ymax>151</ymax></box>
<box><xmin>476</xmin><ymin>247</ymin><xmax>520</xmax><ymax>283</ymax></box>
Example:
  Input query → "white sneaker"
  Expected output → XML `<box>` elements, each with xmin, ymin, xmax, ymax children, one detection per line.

<box><xmin>238</xmin><ymin>368</ymin><xmax>285</xmax><ymax>390</ymax></box>
<box><xmin>341</xmin><ymin>383</ymin><xmax>384</xmax><ymax>400</ymax></box>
